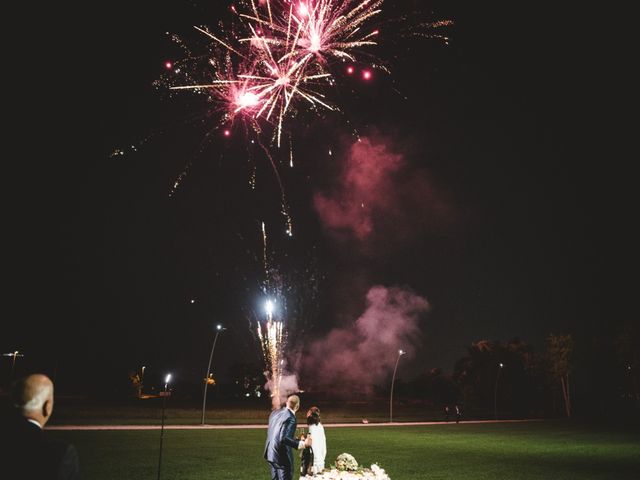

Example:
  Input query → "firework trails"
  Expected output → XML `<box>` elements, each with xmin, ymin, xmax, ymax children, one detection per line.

<box><xmin>166</xmin><ymin>0</ymin><xmax>388</xmax><ymax>146</ymax></box>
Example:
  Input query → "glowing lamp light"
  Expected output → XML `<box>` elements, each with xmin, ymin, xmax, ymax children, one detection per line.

<box><xmin>362</xmin><ymin>70</ymin><xmax>372</xmax><ymax>80</ymax></box>
<box><xmin>499</xmin><ymin>363</ymin><xmax>504</xmax><ymax>368</ymax></box>
<box><xmin>164</xmin><ymin>61</ymin><xmax>173</xmax><ymax>69</ymax></box>
<box><xmin>165</xmin><ymin>373</ymin><xmax>172</xmax><ymax>384</ymax></box>
<box><xmin>223</xmin><ymin>129</ymin><xmax>231</xmax><ymax>137</ymax></box>
<box><xmin>346</xmin><ymin>66</ymin><xmax>355</xmax><ymax>75</ymax></box>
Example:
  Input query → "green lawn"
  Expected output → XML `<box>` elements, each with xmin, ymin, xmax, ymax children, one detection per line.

<box><xmin>47</xmin><ymin>421</ymin><xmax>639</xmax><ymax>480</ymax></box>
<box><xmin>48</xmin><ymin>399</ymin><xmax>455</xmax><ymax>425</ymax></box>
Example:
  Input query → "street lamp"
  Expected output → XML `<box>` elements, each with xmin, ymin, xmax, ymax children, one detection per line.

<box><xmin>201</xmin><ymin>324</ymin><xmax>226</xmax><ymax>425</ymax></box>
<box><xmin>389</xmin><ymin>349</ymin><xmax>406</xmax><ymax>423</ymax></box>
<box><xmin>3</xmin><ymin>350</ymin><xmax>24</xmax><ymax>382</ymax></box>
<box><xmin>157</xmin><ymin>373</ymin><xmax>172</xmax><ymax>480</ymax></box>
<box><xmin>494</xmin><ymin>362</ymin><xmax>504</xmax><ymax>420</ymax></box>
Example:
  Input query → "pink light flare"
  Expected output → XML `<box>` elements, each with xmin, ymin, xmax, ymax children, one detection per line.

<box><xmin>223</xmin><ymin>129</ymin><xmax>231</xmax><ymax>137</ymax></box>
<box><xmin>298</xmin><ymin>3</ymin><xmax>310</xmax><ymax>17</ymax></box>
<box><xmin>362</xmin><ymin>69</ymin><xmax>372</xmax><ymax>80</ymax></box>
<box><xmin>309</xmin><ymin>32</ymin><xmax>322</xmax><ymax>53</ymax></box>
<box><xmin>236</xmin><ymin>91</ymin><xmax>260</xmax><ymax>110</ymax></box>
<box><xmin>347</xmin><ymin>65</ymin><xmax>355</xmax><ymax>75</ymax></box>
<box><xmin>164</xmin><ymin>61</ymin><xmax>173</xmax><ymax>69</ymax></box>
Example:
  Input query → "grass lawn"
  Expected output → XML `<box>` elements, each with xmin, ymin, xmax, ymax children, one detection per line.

<box><xmin>48</xmin><ymin>399</ymin><xmax>458</xmax><ymax>425</ymax></box>
<box><xmin>47</xmin><ymin>421</ymin><xmax>639</xmax><ymax>480</ymax></box>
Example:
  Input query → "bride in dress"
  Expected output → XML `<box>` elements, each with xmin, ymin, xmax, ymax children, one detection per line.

<box><xmin>306</xmin><ymin>406</ymin><xmax>326</xmax><ymax>474</ymax></box>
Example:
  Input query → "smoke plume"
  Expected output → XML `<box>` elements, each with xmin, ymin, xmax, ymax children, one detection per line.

<box><xmin>313</xmin><ymin>136</ymin><xmax>453</xmax><ymax>251</ymax></box>
<box><xmin>303</xmin><ymin>285</ymin><xmax>429</xmax><ymax>396</ymax></box>
<box><xmin>264</xmin><ymin>367</ymin><xmax>300</xmax><ymax>409</ymax></box>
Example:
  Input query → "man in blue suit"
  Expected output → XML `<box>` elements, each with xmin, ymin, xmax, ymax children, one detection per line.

<box><xmin>264</xmin><ymin>395</ymin><xmax>312</xmax><ymax>480</ymax></box>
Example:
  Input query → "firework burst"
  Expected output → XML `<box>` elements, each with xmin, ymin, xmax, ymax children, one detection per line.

<box><xmin>164</xmin><ymin>0</ymin><xmax>388</xmax><ymax>146</ymax></box>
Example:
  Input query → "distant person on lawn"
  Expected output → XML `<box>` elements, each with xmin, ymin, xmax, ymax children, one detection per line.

<box><xmin>1</xmin><ymin>373</ymin><xmax>81</xmax><ymax>479</ymax></box>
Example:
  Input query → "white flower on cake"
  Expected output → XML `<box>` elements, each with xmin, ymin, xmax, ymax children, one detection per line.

<box><xmin>335</xmin><ymin>453</ymin><xmax>359</xmax><ymax>471</ymax></box>
<box><xmin>302</xmin><ymin>454</ymin><xmax>390</xmax><ymax>479</ymax></box>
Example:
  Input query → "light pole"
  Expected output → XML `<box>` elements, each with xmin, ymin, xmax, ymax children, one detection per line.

<box><xmin>389</xmin><ymin>349</ymin><xmax>406</xmax><ymax>423</ymax></box>
<box><xmin>3</xmin><ymin>351</ymin><xmax>24</xmax><ymax>382</ymax></box>
<box><xmin>140</xmin><ymin>366</ymin><xmax>146</xmax><ymax>397</ymax></box>
<box><xmin>494</xmin><ymin>362</ymin><xmax>504</xmax><ymax>420</ymax></box>
<box><xmin>157</xmin><ymin>373</ymin><xmax>172</xmax><ymax>480</ymax></box>
<box><xmin>201</xmin><ymin>324</ymin><xmax>226</xmax><ymax>425</ymax></box>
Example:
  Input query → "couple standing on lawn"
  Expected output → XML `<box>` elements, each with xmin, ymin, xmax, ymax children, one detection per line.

<box><xmin>264</xmin><ymin>395</ymin><xmax>327</xmax><ymax>480</ymax></box>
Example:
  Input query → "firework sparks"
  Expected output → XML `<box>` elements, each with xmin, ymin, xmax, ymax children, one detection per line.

<box><xmin>166</xmin><ymin>0</ymin><xmax>389</xmax><ymax>146</ymax></box>
<box><xmin>257</xmin><ymin>298</ymin><xmax>286</xmax><ymax>406</ymax></box>
<box><xmin>159</xmin><ymin>0</ymin><xmax>452</xmax><ymax>213</ymax></box>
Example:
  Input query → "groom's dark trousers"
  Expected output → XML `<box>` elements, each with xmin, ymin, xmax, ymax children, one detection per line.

<box><xmin>264</xmin><ymin>408</ymin><xmax>300</xmax><ymax>480</ymax></box>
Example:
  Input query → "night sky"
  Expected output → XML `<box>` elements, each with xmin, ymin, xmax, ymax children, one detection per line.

<box><xmin>4</xmin><ymin>1</ymin><xmax>609</xmax><ymax>394</ymax></box>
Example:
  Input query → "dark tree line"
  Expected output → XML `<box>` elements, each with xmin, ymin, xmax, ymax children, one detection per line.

<box><xmin>401</xmin><ymin>328</ymin><xmax>639</xmax><ymax>420</ymax></box>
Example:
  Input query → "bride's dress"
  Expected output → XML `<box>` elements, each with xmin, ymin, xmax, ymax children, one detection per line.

<box><xmin>309</xmin><ymin>422</ymin><xmax>327</xmax><ymax>471</ymax></box>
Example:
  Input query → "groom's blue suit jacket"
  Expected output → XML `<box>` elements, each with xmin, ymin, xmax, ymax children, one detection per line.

<box><xmin>264</xmin><ymin>407</ymin><xmax>299</xmax><ymax>468</ymax></box>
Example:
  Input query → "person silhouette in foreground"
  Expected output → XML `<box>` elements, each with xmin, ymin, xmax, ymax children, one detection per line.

<box><xmin>1</xmin><ymin>373</ymin><xmax>81</xmax><ymax>479</ymax></box>
<box><xmin>264</xmin><ymin>395</ymin><xmax>312</xmax><ymax>480</ymax></box>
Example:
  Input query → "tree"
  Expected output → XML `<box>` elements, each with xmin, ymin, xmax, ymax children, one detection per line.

<box><xmin>453</xmin><ymin>338</ymin><xmax>537</xmax><ymax>417</ymax></box>
<box><xmin>546</xmin><ymin>333</ymin><xmax>573</xmax><ymax>418</ymax></box>
<box><xmin>616</xmin><ymin>321</ymin><xmax>640</xmax><ymax>403</ymax></box>
<box><xmin>407</xmin><ymin>368</ymin><xmax>459</xmax><ymax>406</ymax></box>
<box><xmin>128</xmin><ymin>371</ymin><xmax>142</xmax><ymax>398</ymax></box>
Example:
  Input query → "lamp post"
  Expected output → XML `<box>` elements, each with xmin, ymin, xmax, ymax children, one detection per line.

<box><xmin>494</xmin><ymin>362</ymin><xmax>504</xmax><ymax>420</ymax></box>
<box><xmin>140</xmin><ymin>366</ymin><xmax>146</xmax><ymax>397</ymax></box>
<box><xmin>389</xmin><ymin>349</ymin><xmax>406</xmax><ymax>423</ymax></box>
<box><xmin>157</xmin><ymin>373</ymin><xmax>172</xmax><ymax>480</ymax></box>
<box><xmin>201</xmin><ymin>324</ymin><xmax>226</xmax><ymax>425</ymax></box>
<box><xmin>3</xmin><ymin>351</ymin><xmax>24</xmax><ymax>382</ymax></box>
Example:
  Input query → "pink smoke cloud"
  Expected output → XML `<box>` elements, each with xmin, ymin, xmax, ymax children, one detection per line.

<box><xmin>302</xmin><ymin>285</ymin><xmax>429</xmax><ymax>396</ymax></box>
<box><xmin>313</xmin><ymin>136</ymin><xmax>454</xmax><ymax>248</ymax></box>
<box><xmin>313</xmin><ymin>137</ymin><xmax>402</xmax><ymax>240</ymax></box>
